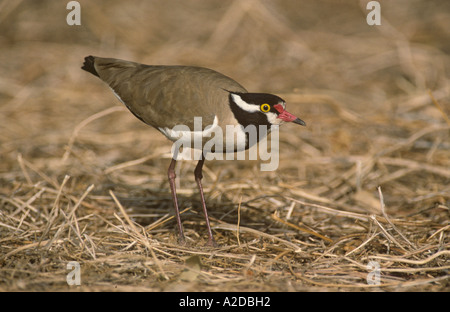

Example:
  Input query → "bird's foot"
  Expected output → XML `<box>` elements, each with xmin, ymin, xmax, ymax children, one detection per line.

<box><xmin>205</xmin><ymin>238</ymin><xmax>218</xmax><ymax>248</ymax></box>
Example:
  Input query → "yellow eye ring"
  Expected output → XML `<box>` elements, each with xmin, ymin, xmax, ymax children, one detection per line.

<box><xmin>260</xmin><ymin>104</ymin><xmax>270</xmax><ymax>113</ymax></box>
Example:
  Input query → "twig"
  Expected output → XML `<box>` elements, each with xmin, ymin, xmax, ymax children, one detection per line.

<box><xmin>2</xmin><ymin>239</ymin><xmax>54</xmax><ymax>260</ymax></box>
<box><xmin>104</xmin><ymin>153</ymin><xmax>164</xmax><ymax>174</ymax></box>
<box><xmin>369</xmin><ymin>250</ymin><xmax>450</xmax><ymax>265</ymax></box>
<box><xmin>379</xmin><ymin>157</ymin><xmax>450</xmax><ymax>179</ymax></box>
<box><xmin>145</xmin><ymin>207</ymin><xmax>191</xmax><ymax>232</ymax></box>
<box><xmin>62</xmin><ymin>106</ymin><xmax>126</xmax><ymax>163</ymax></box>
<box><xmin>17</xmin><ymin>153</ymin><xmax>32</xmax><ymax>185</ymax></box>
<box><xmin>237</xmin><ymin>196</ymin><xmax>242</xmax><ymax>246</ymax></box>
<box><xmin>428</xmin><ymin>225</ymin><xmax>450</xmax><ymax>241</ymax></box>
<box><xmin>213</xmin><ymin>223</ymin><xmax>302</xmax><ymax>252</ymax></box>
<box><xmin>370</xmin><ymin>215</ymin><xmax>408</xmax><ymax>253</ymax></box>
<box><xmin>344</xmin><ymin>232</ymin><xmax>381</xmax><ymax>257</ymax></box>
<box><xmin>286</xmin><ymin>197</ymin><xmax>370</xmax><ymax>222</ymax></box>
<box><xmin>68</xmin><ymin>184</ymin><xmax>95</xmax><ymax>220</ymax></box>
<box><xmin>377</xmin><ymin>186</ymin><xmax>415</xmax><ymax>248</ymax></box>
<box><xmin>428</xmin><ymin>90</ymin><xmax>450</xmax><ymax>126</ymax></box>
<box><xmin>271</xmin><ymin>210</ymin><xmax>333</xmax><ymax>243</ymax></box>
<box><xmin>109</xmin><ymin>190</ymin><xmax>168</xmax><ymax>280</ymax></box>
<box><xmin>376</xmin><ymin>125</ymin><xmax>449</xmax><ymax>157</ymax></box>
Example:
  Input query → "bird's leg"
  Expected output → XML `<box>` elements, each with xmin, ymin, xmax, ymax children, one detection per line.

<box><xmin>194</xmin><ymin>154</ymin><xmax>216</xmax><ymax>247</ymax></box>
<box><xmin>167</xmin><ymin>157</ymin><xmax>185</xmax><ymax>244</ymax></box>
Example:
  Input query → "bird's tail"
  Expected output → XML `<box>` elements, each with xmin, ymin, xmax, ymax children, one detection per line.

<box><xmin>81</xmin><ymin>55</ymin><xmax>99</xmax><ymax>77</ymax></box>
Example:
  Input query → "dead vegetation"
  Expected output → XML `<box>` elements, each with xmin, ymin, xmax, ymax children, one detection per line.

<box><xmin>0</xmin><ymin>0</ymin><xmax>449</xmax><ymax>291</ymax></box>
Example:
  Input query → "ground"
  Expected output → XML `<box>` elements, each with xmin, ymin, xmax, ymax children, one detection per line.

<box><xmin>0</xmin><ymin>0</ymin><xmax>449</xmax><ymax>292</ymax></box>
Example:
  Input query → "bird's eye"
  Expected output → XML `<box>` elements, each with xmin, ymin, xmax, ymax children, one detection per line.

<box><xmin>260</xmin><ymin>104</ymin><xmax>270</xmax><ymax>112</ymax></box>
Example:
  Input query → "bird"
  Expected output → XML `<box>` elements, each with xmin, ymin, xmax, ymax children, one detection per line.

<box><xmin>81</xmin><ymin>55</ymin><xmax>305</xmax><ymax>246</ymax></box>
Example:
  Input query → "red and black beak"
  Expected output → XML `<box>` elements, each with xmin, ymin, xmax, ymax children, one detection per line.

<box><xmin>274</xmin><ymin>104</ymin><xmax>306</xmax><ymax>126</ymax></box>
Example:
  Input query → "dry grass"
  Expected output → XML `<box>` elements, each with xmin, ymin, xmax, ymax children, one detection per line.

<box><xmin>0</xmin><ymin>0</ymin><xmax>449</xmax><ymax>291</ymax></box>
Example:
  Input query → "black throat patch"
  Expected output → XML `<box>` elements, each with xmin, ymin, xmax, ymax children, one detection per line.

<box><xmin>228</xmin><ymin>93</ymin><xmax>274</xmax><ymax>148</ymax></box>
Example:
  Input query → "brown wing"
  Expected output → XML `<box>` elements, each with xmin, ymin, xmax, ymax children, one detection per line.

<box><xmin>86</xmin><ymin>56</ymin><xmax>247</xmax><ymax>131</ymax></box>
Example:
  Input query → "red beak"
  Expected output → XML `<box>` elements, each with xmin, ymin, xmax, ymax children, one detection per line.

<box><xmin>274</xmin><ymin>104</ymin><xmax>306</xmax><ymax>126</ymax></box>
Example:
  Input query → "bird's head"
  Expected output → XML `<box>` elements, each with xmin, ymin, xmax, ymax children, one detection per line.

<box><xmin>228</xmin><ymin>92</ymin><xmax>306</xmax><ymax>127</ymax></box>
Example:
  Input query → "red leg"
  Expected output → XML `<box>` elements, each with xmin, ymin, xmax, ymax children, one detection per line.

<box><xmin>194</xmin><ymin>155</ymin><xmax>216</xmax><ymax>246</ymax></box>
<box><xmin>167</xmin><ymin>158</ymin><xmax>185</xmax><ymax>244</ymax></box>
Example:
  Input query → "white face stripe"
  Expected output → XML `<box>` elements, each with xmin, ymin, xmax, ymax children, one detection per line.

<box><xmin>231</xmin><ymin>94</ymin><xmax>288</xmax><ymax>125</ymax></box>
<box><xmin>230</xmin><ymin>93</ymin><xmax>260</xmax><ymax>113</ymax></box>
